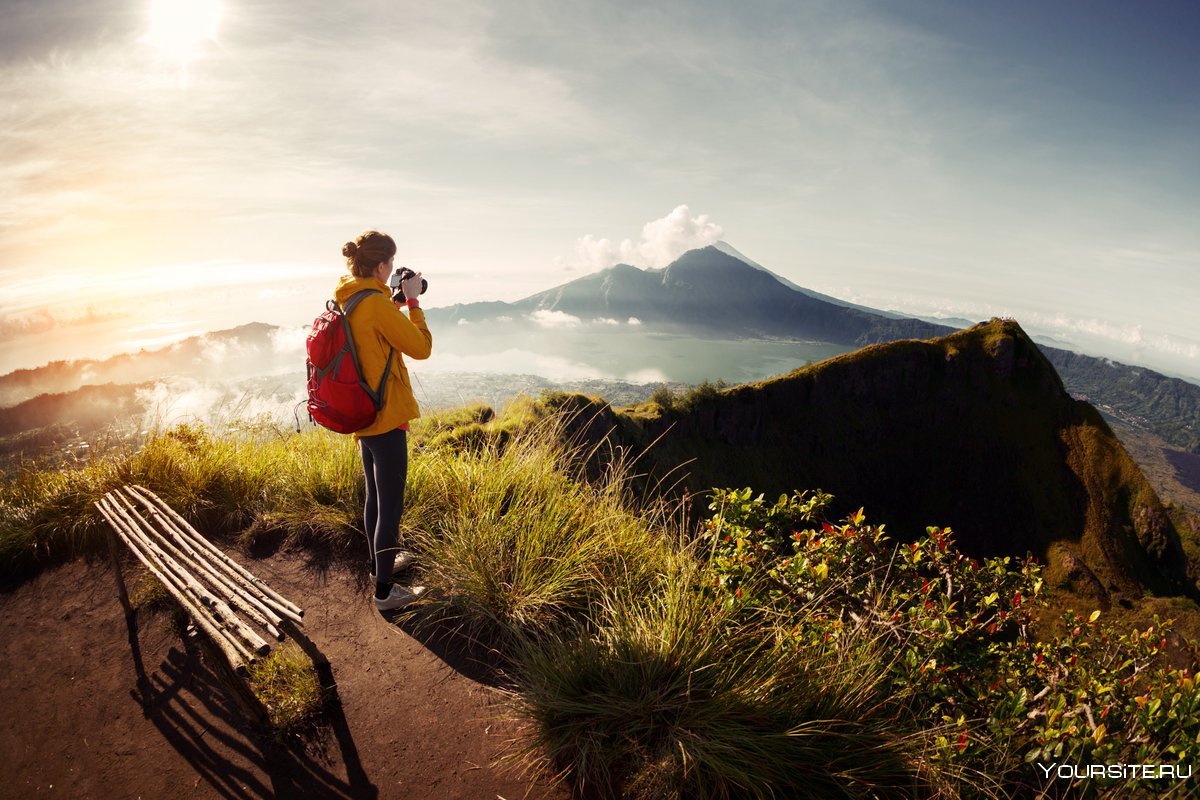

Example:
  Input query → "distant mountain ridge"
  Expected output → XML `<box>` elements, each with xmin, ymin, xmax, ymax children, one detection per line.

<box><xmin>432</xmin><ymin>245</ymin><xmax>949</xmax><ymax>346</ymax></box>
<box><xmin>427</xmin><ymin>244</ymin><xmax>1200</xmax><ymax>454</ymax></box>
<box><xmin>0</xmin><ymin>323</ymin><xmax>284</xmax><ymax>408</ymax></box>
<box><xmin>2</xmin><ymin>245</ymin><xmax>1197</xmax><ymax>457</ymax></box>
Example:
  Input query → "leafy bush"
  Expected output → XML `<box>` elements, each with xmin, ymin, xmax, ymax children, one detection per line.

<box><xmin>703</xmin><ymin>488</ymin><xmax>1200</xmax><ymax>798</ymax></box>
<box><xmin>649</xmin><ymin>385</ymin><xmax>675</xmax><ymax>412</ymax></box>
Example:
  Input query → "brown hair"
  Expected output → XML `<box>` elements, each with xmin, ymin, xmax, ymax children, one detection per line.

<box><xmin>342</xmin><ymin>230</ymin><xmax>397</xmax><ymax>278</ymax></box>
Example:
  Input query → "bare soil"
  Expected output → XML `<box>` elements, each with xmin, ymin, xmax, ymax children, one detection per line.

<box><xmin>0</xmin><ymin>550</ymin><xmax>568</xmax><ymax>800</ymax></box>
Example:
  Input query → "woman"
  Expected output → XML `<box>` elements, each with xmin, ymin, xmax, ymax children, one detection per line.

<box><xmin>337</xmin><ymin>230</ymin><xmax>432</xmax><ymax>611</ymax></box>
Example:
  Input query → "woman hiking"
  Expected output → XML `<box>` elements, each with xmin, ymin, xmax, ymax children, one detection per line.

<box><xmin>337</xmin><ymin>230</ymin><xmax>432</xmax><ymax>611</ymax></box>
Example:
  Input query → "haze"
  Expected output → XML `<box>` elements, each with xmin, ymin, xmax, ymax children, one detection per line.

<box><xmin>1</xmin><ymin>1</ymin><xmax>1197</xmax><ymax>381</ymax></box>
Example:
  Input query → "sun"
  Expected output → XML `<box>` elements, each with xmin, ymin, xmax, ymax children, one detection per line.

<box><xmin>141</xmin><ymin>0</ymin><xmax>224</xmax><ymax>68</ymax></box>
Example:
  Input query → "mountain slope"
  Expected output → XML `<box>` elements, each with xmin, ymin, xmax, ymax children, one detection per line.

<box><xmin>557</xmin><ymin>319</ymin><xmax>1192</xmax><ymax>606</ymax></box>
<box><xmin>430</xmin><ymin>246</ymin><xmax>951</xmax><ymax>345</ymax></box>
<box><xmin>427</xmin><ymin>245</ymin><xmax>1200</xmax><ymax>455</ymax></box>
<box><xmin>1042</xmin><ymin>348</ymin><xmax>1200</xmax><ymax>453</ymax></box>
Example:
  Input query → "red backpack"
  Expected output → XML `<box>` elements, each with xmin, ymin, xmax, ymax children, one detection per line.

<box><xmin>305</xmin><ymin>289</ymin><xmax>395</xmax><ymax>433</ymax></box>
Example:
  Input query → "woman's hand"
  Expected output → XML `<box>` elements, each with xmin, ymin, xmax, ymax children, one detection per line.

<box><xmin>401</xmin><ymin>271</ymin><xmax>424</xmax><ymax>303</ymax></box>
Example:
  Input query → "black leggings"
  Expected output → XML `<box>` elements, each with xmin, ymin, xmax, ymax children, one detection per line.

<box><xmin>359</xmin><ymin>428</ymin><xmax>407</xmax><ymax>583</ymax></box>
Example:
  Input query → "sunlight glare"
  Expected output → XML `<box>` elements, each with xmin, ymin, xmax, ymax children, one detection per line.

<box><xmin>142</xmin><ymin>0</ymin><xmax>224</xmax><ymax>68</ymax></box>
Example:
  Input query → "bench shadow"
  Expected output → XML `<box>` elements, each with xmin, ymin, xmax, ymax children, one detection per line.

<box><xmin>122</xmin><ymin>610</ymin><xmax>378</xmax><ymax>799</ymax></box>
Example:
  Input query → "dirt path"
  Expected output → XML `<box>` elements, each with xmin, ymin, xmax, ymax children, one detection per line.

<box><xmin>0</xmin><ymin>551</ymin><xmax>567</xmax><ymax>800</ymax></box>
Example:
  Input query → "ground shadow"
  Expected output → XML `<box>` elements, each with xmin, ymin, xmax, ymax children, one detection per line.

<box><xmin>122</xmin><ymin>609</ymin><xmax>377</xmax><ymax>799</ymax></box>
<box><xmin>383</xmin><ymin>606</ymin><xmax>513</xmax><ymax>690</ymax></box>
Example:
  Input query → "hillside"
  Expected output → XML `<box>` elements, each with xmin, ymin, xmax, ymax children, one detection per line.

<box><xmin>1043</xmin><ymin>347</ymin><xmax>1200</xmax><ymax>453</ymax></box>
<box><xmin>558</xmin><ymin>319</ymin><xmax>1194</xmax><ymax>608</ymax></box>
<box><xmin>431</xmin><ymin>246</ymin><xmax>951</xmax><ymax>345</ymax></box>
<box><xmin>0</xmin><ymin>322</ymin><xmax>284</xmax><ymax>408</ymax></box>
<box><xmin>428</xmin><ymin>245</ymin><xmax>1200</xmax><ymax>454</ymax></box>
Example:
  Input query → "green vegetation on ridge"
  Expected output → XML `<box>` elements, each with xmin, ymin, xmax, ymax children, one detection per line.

<box><xmin>4</xmin><ymin>325</ymin><xmax>1200</xmax><ymax>796</ymax></box>
<box><xmin>555</xmin><ymin>319</ymin><xmax>1195</xmax><ymax>614</ymax></box>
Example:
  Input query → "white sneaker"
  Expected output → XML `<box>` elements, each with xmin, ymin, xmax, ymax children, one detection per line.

<box><xmin>375</xmin><ymin>583</ymin><xmax>427</xmax><ymax>612</ymax></box>
<box><xmin>370</xmin><ymin>550</ymin><xmax>417</xmax><ymax>580</ymax></box>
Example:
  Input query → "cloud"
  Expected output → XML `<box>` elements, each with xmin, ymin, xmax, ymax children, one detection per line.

<box><xmin>627</xmin><ymin>317</ymin><xmax>642</xmax><ymax>326</ymax></box>
<box><xmin>566</xmin><ymin>205</ymin><xmax>724</xmax><ymax>270</ymax></box>
<box><xmin>528</xmin><ymin>309</ymin><xmax>582</xmax><ymax>328</ymax></box>
<box><xmin>270</xmin><ymin>325</ymin><xmax>306</xmax><ymax>354</ymax></box>
<box><xmin>593</xmin><ymin>317</ymin><xmax>619</xmax><ymax>325</ymax></box>
<box><xmin>0</xmin><ymin>305</ymin><xmax>124</xmax><ymax>337</ymax></box>
<box><xmin>137</xmin><ymin>377</ymin><xmax>307</xmax><ymax>428</ymax></box>
<box><xmin>1036</xmin><ymin>314</ymin><xmax>1200</xmax><ymax>362</ymax></box>
<box><xmin>425</xmin><ymin>349</ymin><xmax>604</xmax><ymax>382</ymax></box>
<box><xmin>624</xmin><ymin>367</ymin><xmax>667</xmax><ymax>383</ymax></box>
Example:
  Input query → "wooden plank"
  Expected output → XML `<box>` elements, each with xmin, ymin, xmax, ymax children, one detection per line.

<box><xmin>106</xmin><ymin>492</ymin><xmax>271</xmax><ymax>659</ymax></box>
<box><xmin>117</xmin><ymin>487</ymin><xmax>285</xmax><ymax>641</ymax></box>
<box><xmin>96</xmin><ymin>498</ymin><xmax>252</xmax><ymax>673</ymax></box>
<box><xmin>128</xmin><ymin>485</ymin><xmax>305</xmax><ymax>622</ymax></box>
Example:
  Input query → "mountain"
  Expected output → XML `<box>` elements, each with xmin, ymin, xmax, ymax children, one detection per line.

<box><xmin>552</xmin><ymin>319</ymin><xmax>1195</xmax><ymax>608</ymax></box>
<box><xmin>0</xmin><ymin>323</ymin><xmax>287</xmax><ymax>408</ymax></box>
<box><xmin>1041</xmin><ymin>350</ymin><xmax>1200</xmax><ymax>454</ymax></box>
<box><xmin>427</xmin><ymin>244</ymin><xmax>1200</xmax><ymax>455</ymax></box>
<box><xmin>430</xmin><ymin>246</ymin><xmax>951</xmax><ymax>346</ymax></box>
<box><xmin>3</xmin><ymin>244</ymin><xmax>1196</xmax><ymax>461</ymax></box>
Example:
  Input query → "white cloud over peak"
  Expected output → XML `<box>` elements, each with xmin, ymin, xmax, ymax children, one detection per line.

<box><xmin>566</xmin><ymin>205</ymin><xmax>724</xmax><ymax>271</ymax></box>
<box><xmin>528</xmin><ymin>309</ymin><xmax>582</xmax><ymax>328</ymax></box>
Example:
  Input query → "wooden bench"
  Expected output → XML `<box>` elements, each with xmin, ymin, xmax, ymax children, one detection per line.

<box><xmin>95</xmin><ymin>485</ymin><xmax>325</xmax><ymax>724</ymax></box>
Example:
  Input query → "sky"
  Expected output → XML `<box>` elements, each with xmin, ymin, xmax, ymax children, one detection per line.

<box><xmin>1</xmin><ymin>0</ymin><xmax>1198</xmax><ymax>380</ymax></box>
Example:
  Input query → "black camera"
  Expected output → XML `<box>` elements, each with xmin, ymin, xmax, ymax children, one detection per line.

<box><xmin>389</xmin><ymin>267</ymin><xmax>428</xmax><ymax>302</ymax></box>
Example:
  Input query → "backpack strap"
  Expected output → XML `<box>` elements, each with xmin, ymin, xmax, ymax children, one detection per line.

<box><xmin>339</xmin><ymin>289</ymin><xmax>397</xmax><ymax>411</ymax></box>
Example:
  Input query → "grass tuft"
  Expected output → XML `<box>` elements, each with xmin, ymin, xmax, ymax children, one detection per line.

<box><xmin>405</xmin><ymin>412</ymin><xmax>679</xmax><ymax>643</ymax></box>
<box><xmin>506</xmin><ymin>559</ymin><xmax>951</xmax><ymax>799</ymax></box>
<box><xmin>247</xmin><ymin>644</ymin><xmax>327</xmax><ymax>736</ymax></box>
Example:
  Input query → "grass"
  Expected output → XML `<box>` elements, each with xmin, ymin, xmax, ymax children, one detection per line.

<box><xmin>4</xmin><ymin>381</ymin><xmax>1178</xmax><ymax>797</ymax></box>
<box><xmin>0</xmin><ymin>398</ymin><xmax>999</xmax><ymax>795</ymax></box>
<box><xmin>128</xmin><ymin>569</ymin><xmax>189</xmax><ymax>637</ymax></box>
<box><xmin>404</xmin><ymin>409</ymin><xmax>683</xmax><ymax>644</ymax></box>
<box><xmin>506</xmin><ymin>559</ymin><xmax>960</xmax><ymax>800</ymax></box>
<box><xmin>246</xmin><ymin>643</ymin><xmax>327</xmax><ymax>736</ymax></box>
<box><xmin>0</xmin><ymin>419</ymin><xmax>368</xmax><ymax>581</ymax></box>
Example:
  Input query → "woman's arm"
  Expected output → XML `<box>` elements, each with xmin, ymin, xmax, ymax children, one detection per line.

<box><xmin>375</xmin><ymin>294</ymin><xmax>433</xmax><ymax>359</ymax></box>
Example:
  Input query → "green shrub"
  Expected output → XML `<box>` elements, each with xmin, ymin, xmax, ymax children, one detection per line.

<box><xmin>703</xmin><ymin>488</ymin><xmax>1200</xmax><ymax>798</ymax></box>
<box><xmin>649</xmin><ymin>385</ymin><xmax>675</xmax><ymax>412</ymax></box>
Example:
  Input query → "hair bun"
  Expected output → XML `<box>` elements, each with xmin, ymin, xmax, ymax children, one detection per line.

<box><xmin>342</xmin><ymin>241</ymin><xmax>358</xmax><ymax>258</ymax></box>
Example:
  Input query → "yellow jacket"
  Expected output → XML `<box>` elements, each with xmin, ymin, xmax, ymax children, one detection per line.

<box><xmin>333</xmin><ymin>275</ymin><xmax>432</xmax><ymax>438</ymax></box>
